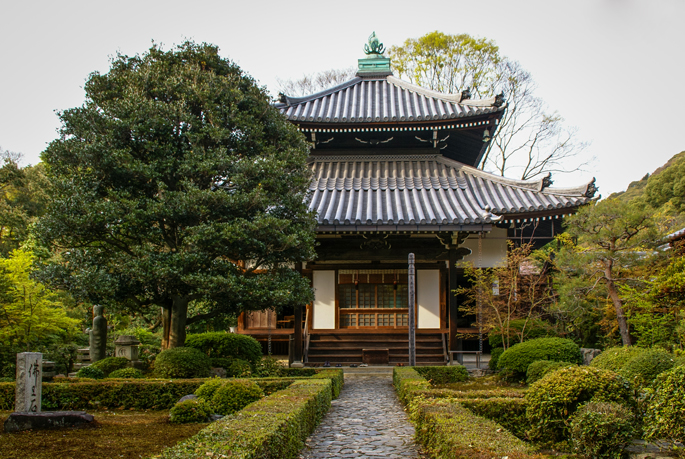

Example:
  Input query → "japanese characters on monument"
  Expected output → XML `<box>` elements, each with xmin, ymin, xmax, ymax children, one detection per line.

<box><xmin>15</xmin><ymin>352</ymin><xmax>42</xmax><ymax>413</ymax></box>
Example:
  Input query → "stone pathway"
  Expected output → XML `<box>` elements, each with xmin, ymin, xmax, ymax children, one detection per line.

<box><xmin>300</xmin><ymin>375</ymin><xmax>426</xmax><ymax>459</ymax></box>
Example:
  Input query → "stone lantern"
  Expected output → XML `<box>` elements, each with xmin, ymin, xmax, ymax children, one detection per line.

<box><xmin>114</xmin><ymin>335</ymin><xmax>141</xmax><ymax>361</ymax></box>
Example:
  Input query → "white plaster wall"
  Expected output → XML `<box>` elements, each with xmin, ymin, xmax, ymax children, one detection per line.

<box><xmin>312</xmin><ymin>271</ymin><xmax>336</xmax><ymax>329</ymax></box>
<box><xmin>461</xmin><ymin>227</ymin><xmax>508</xmax><ymax>268</ymax></box>
<box><xmin>417</xmin><ymin>270</ymin><xmax>441</xmax><ymax>329</ymax></box>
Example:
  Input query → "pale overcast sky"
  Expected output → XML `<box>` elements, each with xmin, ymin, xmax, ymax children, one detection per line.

<box><xmin>1</xmin><ymin>0</ymin><xmax>683</xmax><ymax>196</ymax></box>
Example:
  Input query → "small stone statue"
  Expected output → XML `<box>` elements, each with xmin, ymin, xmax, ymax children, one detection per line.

<box><xmin>89</xmin><ymin>305</ymin><xmax>107</xmax><ymax>362</ymax></box>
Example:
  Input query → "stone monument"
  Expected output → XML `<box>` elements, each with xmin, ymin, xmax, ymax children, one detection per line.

<box><xmin>4</xmin><ymin>352</ymin><xmax>94</xmax><ymax>432</ymax></box>
<box><xmin>89</xmin><ymin>305</ymin><xmax>107</xmax><ymax>362</ymax></box>
<box><xmin>114</xmin><ymin>335</ymin><xmax>140</xmax><ymax>361</ymax></box>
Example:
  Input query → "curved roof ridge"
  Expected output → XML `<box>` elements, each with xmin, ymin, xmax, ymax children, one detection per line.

<box><xmin>386</xmin><ymin>75</ymin><xmax>500</xmax><ymax>107</ymax></box>
<box><xmin>278</xmin><ymin>77</ymin><xmax>362</xmax><ymax>106</ymax></box>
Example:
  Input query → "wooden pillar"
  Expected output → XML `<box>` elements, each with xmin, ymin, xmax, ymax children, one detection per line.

<box><xmin>293</xmin><ymin>262</ymin><xmax>304</xmax><ymax>365</ymax></box>
<box><xmin>448</xmin><ymin>248</ymin><xmax>463</xmax><ymax>360</ymax></box>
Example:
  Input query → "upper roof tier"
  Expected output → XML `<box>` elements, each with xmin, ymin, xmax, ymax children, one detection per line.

<box><xmin>277</xmin><ymin>75</ymin><xmax>505</xmax><ymax>125</ymax></box>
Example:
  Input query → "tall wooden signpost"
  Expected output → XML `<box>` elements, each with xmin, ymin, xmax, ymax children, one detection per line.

<box><xmin>408</xmin><ymin>253</ymin><xmax>416</xmax><ymax>367</ymax></box>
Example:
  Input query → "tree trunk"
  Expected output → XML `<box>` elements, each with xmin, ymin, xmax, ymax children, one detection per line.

<box><xmin>604</xmin><ymin>265</ymin><xmax>632</xmax><ymax>346</ymax></box>
<box><xmin>161</xmin><ymin>296</ymin><xmax>190</xmax><ymax>349</ymax></box>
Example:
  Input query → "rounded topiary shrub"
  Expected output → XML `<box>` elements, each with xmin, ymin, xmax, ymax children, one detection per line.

<box><xmin>76</xmin><ymin>366</ymin><xmax>105</xmax><ymax>379</ymax></box>
<box><xmin>489</xmin><ymin>347</ymin><xmax>504</xmax><ymax>370</ymax></box>
<box><xmin>169</xmin><ymin>399</ymin><xmax>212</xmax><ymax>423</ymax></box>
<box><xmin>154</xmin><ymin>347</ymin><xmax>211</xmax><ymax>378</ymax></box>
<box><xmin>107</xmin><ymin>367</ymin><xmax>144</xmax><ymax>379</ymax></box>
<box><xmin>526</xmin><ymin>360</ymin><xmax>577</xmax><ymax>384</ymax></box>
<box><xmin>209</xmin><ymin>357</ymin><xmax>234</xmax><ymax>369</ymax></box>
<box><xmin>497</xmin><ymin>337</ymin><xmax>582</xmax><ymax>380</ymax></box>
<box><xmin>619</xmin><ymin>348</ymin><xmax>675</xmax><ymax>388</ymax></box>
<box><xmin>90</xmin><ymin>357</ymin><xmax>129</xmax><ymax>376</ymax></box>
<box><xmin>211</xmin><ymin>380</ymin><xmax>263</xmax><ymax>415</ymax></box>
<box><xmin>525</xmin><ymin>366</ymin><xmax>633</xmax><ymax>444</ymax></box>
<box><xmin>195</xmin><ymin>378</ymin><xmax>225</xmax><ymax>401</ymax></box>
<box><xmin>569</xmin><ymin>401</ymin><xmax>635</xmax><ymax>459</ymax></box>
<box><xmin>184</xmin><ymin>332</ymin><xmax>262</xmax><ymax>365</ymax></box>
<box><xmin>590</xmin><ymin>346</ymin><xmax>648</xmax><ymax>373</ymax></box>
<box><xmin>643</xmin><ymin>365</ymin><xmax>685</xmax><ymax>443</ymax></box>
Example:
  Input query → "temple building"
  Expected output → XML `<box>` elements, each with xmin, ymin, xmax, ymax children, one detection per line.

<box><xmin>237</xmin><ymin>33</ymin><xmax>596</xmax><ymax>366</ymax></box>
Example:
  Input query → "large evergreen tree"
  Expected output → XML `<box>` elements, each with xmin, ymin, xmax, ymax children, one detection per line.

<box><xmin>37</xmin><ymin>42</ymin><xmax>317</xmax><ymax>348</ymax></box>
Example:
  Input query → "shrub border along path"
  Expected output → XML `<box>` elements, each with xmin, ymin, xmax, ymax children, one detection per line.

<box><xmin>394</xmin><ymin>367</ymin><xmax>544</xmax><ymax>459</ymax></box>
<box><xmin>156</xmin><ymin>378</ymin><xmax>334</xmax><ymax>459</ymax></box>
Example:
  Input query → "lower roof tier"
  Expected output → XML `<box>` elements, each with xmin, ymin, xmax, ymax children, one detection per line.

<box><xmin>308</xmin><ymin>153</ymin><xmax>596</xmax><ymax>228</ymax></box>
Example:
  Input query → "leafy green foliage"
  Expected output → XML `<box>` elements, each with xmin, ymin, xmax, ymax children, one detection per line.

<box><xmin>194</xmin><ymin>378</ymin><xmax>224</xmax><ymax>401</ymax></box>
<box><xmin>642</xmin><ymin>365</ymin><xmax>685</xmax><ymax>443</ymax></box>
<box><xmin>590</xmin><ymin>346</ymin><xmax>648</xmax><ymax>372</ymax></box>
<box><xmin>0</xmin><ymin>249</ymin><xmax>79</xmax><ymax>350</ymax></box>
<box><xmin>210</xmin><ymin>380</ymin><xmax>263</xmax><ymax>416</ymax></box>
<box><xmin>619</xmin><ymin>348</ymin><xmax>675</xmax><ymax>388</ymax></box>
<box><xmin>107</xmin><ymin>367</ymin><xmax>144</xmax><ymax>379</ymax></box>
<box><xmin>569</xmin><ymin>401</ymin><xmax>635</xmax><ymax>459</ymax></box>
<box><xmin>526</xmin><ymin>360</ymin><xmax>577</xmax><ymax>384</ymax></box>
<box><xmin>414</xmin><ymin>366</ymin><xmax>468</xmax><ymax>385</ymax></box>
<box><xmin>227</xmin><ymin>359</ymin><xmax>252</xmax><ymax>378</ymax></box>
<box><xmin>184</xmin><ymin>332</ymin><xmax>262</xmax><ymax>365</ymax></box>
<box><xmin>253</xmin><ymin>355</ymin><xmax>286</xmax><ymax>377</ymax></box>
<box><xmin>459</xmin><ymin>397</ymin><xmax>528</xmax><ymax>440</ymax></box>
<box><xmin>154</xmin><ymin>347</ymin><xmax>211</xmax><ymax>379</ymax></box>
<box><xmin>90</xmin><ymin>357</ymin><xmax>129</xmax><ymax>377</ymax></box>
<box><xmin>159</xmin><ymin>379</ymin><xmax>332</xmax><ymax>459</ymax></box>
<box><xmin>169</xmin><ymin>399</ymin><xmax>212</xmax><ymax>424</ymax></box>
<box><xmin>497</xmin><ymin>337</ymin><xmax>582</xmax><ymax>379</ymax></box>
<box><xmin>525</xmin><ymin>366</ymin><xmax>633</xmax><ymax>444</ymax></box>
<box><xmin>37</xmin><ymin>41</ymin><xmax>317</xmax><ymax>348</ymax></box>
<box><xmin>489</xmin><ymin>347</ymin><xmax>504</xmax><ymax>370</ymax></box>
<box><xmin>76</xmin><ymin>366</ymin><xmax>104</xmax><ymax>379</ymax></box>
<box><xmin>487</xmin><ymin>318</ymin><xmax>557</xmax><ymax>348</ymax></box>
<box><xmin>644</xmin><ymin>151</ymin><xmax>685</xmax><ymax>213</ymax></box>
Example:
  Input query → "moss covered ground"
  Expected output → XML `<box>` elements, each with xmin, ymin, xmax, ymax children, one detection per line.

<box><xmin>0</xmin><ymin>410</ymin><xmax>207</xmax><ymax>459</ymax></box>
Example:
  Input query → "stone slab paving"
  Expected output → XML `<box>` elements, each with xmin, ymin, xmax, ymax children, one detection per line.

<box><xmin>300</xmin><ymin>374</ymin><xmax>427</xmax><ymax>459</ymax></box>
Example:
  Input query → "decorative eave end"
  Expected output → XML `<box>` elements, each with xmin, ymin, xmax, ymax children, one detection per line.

<box><xmin>584</xmin><ymin>177</ymin><xmax>598</xmax><ymax>198</ymax></box>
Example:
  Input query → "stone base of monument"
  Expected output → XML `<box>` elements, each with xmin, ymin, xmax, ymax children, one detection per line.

<box><xmin>3</xmin><ymin>411</ymin><xmax>95</xmax><ymax>433</ymax></box>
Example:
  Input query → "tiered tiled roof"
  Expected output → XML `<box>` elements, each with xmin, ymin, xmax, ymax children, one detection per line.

<box><xmin>309</xmin><ymin>153</ymin><xmax>595</xmax><ymax>231</ymax></box>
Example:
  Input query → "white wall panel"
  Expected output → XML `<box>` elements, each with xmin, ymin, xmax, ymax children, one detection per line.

<box><xmin>312</xmin><ymin>271</ymin><xmax>336</xmax><ymax>329</ymax></box>
<box><xmin>417</xmin><ymin>270</ymin><xmax>440</xmax><ymax>329</ymax></box>
<box><xmin>461</xmin><ymin>227</ymin><xmax>508</xmax><ymax>267</ymax></box>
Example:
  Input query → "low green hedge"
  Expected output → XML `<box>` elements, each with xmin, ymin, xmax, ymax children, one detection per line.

<box><xmin>311</xmin><ymin>369</ymin><xmax>344</xmax><ymax>399</ymax></box>
<box><xmin>460</xmin><ymin>397</ymin><xmax>528</xmax><ymax>439</ymax></box>
<box><xmin>394</xmin><ymin>368</ymin><xmax>539</xmax><ymax>459</ymax></box>
<box><xmin>158</xmin><ymin>379</ymin><xmax>332</xmax><ymax>459</ymax></box>
<box><xmin>414</xmin><ymin>366</ymin><xmax>469</xmax><ymax>385</ymax></box>
<box><xmin>419</xmin><ymin>387</ymin><xmax>526</xmax><ymax>400</ymax></box>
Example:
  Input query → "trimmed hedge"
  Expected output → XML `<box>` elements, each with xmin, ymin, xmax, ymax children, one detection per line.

<box><xmin>312</xmin><ymin>369</ymin><xmax>344</xmax><ymax>399</ymax></box>
<box><xmin>90</xmin><ymin>357</ymin><xmax>129</xmax><ymax>376</ymax></box>
<box><xmin>525</xmin><ymin>366</ymin><xmax>634</xmax><ymax>444</ymax></box>
<box><xmin>185</xmin><ymin>332</ymin><xmax>262</xmax><ymax>365</ymax></box>
<box><xmin>497</xmin><ymin>338</ymin><xmax>582</xmax><ymax>380</ymax></box>
<box><xmin>158</xmin><ymin>379</ymin><xmax>332</xmax><ymax>459</ymax></box>
<box><xmin>211</xmin><ymin>380</ymin><xmax>263</xmax><ymax>415</ymax></box>
<box><xmin>154</xmin><ymin>347</ymin><xmax>211</xmax><ymax>379</ymax></box>
<box><xmin>619</xmin><ymin>348</ymin><xmax>675</xmax><ymax>388</ymax></box>
<box><xmin>489</xmin><ymin>347</ymin><xmax>504</xmax><ymax>370</ymax></box>
<box><xmin>643</xmin><ymin>365</ymin><xmax>685</xmax><ymax>443</ymax></box>
<box><xmin>569</xmin><ymin>401</ymin><xmax>635</xmax><ymax>459</ymax></box>
<box><xmin>460</xmin><ymin>397</ymin><xmax>528</xmax><ymax>439</ymax></box>
<box><xmin>526</xmin><ymin>360</ymin><xmax>577</xmax><ymax>384</ymax></box>
<box><xmin>76</xmin><ymin>366</ymin><xmax>104</xmax><ymax>379</ymax></box>
<box><xmin>590</xmin><ymin>346</ymin><xmax>648</xmax><ymax>373</ymax></box>
<box><xmin>169</xmin><ymin>399</ymin><xmax>212</xmax><ymax>424</ymax></box>
<box><xmin>107</xmin><ymin>367</ymin><xmax>144</xmax><ymax>379</ymax></box>
<box><xmin>414</xmin><ymin>366</ymin><xmax>469</xmax><ymax>385</ymax></box>
<box><xmin>394</xmin><ymin>368</ymin><xmax>539</xmax><ymax>459</ymax></box>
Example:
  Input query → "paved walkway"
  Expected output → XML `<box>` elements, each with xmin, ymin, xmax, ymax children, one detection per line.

<box><xmin>300</xmin><ymin>375</ymin><xmax>426</xmax><ymax>459</ymax></box>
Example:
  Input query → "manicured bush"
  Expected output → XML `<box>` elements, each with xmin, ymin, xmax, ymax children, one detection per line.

<box><xmin>253</xmin><ymin>355</ymin><xmax>286</xmax><ymax>377</ymax></box>
<box><xmin>569</xmin><ymin>401</ymin><xmax>635</xmax><ymax>459</ymax></box>
<box><xmin>184</xmin><ymin>332</ymin><xmax>262</xmax><ymax>365</ymax></box>
<box><xmin>90</xmin><ymin>357</ymin><xmax>130</xmax><ymax>376</ymax></box>
<box><xmin>195</xmin><ymin>377</ymin><xmax>225</xmax><ymax>401</ymax></box>
<box><xmin>211</xmin><ymin>380</ymin><xmax>264</xmax><ymax>415</ymax></box>
<box><xmin>76</xmin><ymin>366</ymin><xmax>104</xmax><ymax>379</ymax></box>
<box><xmin>526</xmin><ymin>360</ymin><xmax>577</xmax><ymax>384</ymax></box>
<box><xmin>590</xmin><ymin>346</ymin><xmax>648</xmax><ymax>373</ymax></box>
<box><xmin>643</xmin><ymin>365</ymin><xmax>685</xmax><ymax>443</ymax></box>
<box><xmin>525</xmin><ymin>366</ymin><xmax>634</xmax><ymax>444</ymax></box>
<box><xmin>227</xmin><ymin>359</ymin><xmax>252</xmax><ymax>378</ymax></box>
<box><xmin>460</xmin><ymin>397</ymin><xmax>528</xmax><ymax>440</ymax></box>
<box><xmin>209</xmin><ymin>357</ymin><xmax>233</xmax><ymax>369</ymax></box>
<box><xmin>489</xmin><ymin>347</ymin><xmax>504</xmax><ymax>370</ymax></box>
<box><xmin>619</xmin><ymin>348</ymin><xmax>675</xmax><ymax>388</ymax></box>
<box><xmin>311</xmin><ymin>369</ymin><xmax>344</xmax><ymax>399</ymax></box>
<box><xmin>414</xmin><ymin>366</ymin><xmax>469</xmax><ymax>385</ymax></box>
<box><xmin>154</xmin><ymin>347</ymin><xmax>211</xmax><ymax>379</ymax></box>
<box><xmin>488</xmin><ymin>318</ymin><xmax>557</xmax><ymax>348</ymax></box>
<box><xmin>393</xmin><ymin>367</ymin><xmax>431</xmax><ymax>405</ymax></box>
<box><xmin>169</xmin><ymin>398</ymin><xmax>212</xmax><ymax>423</ymax></box>
<box><xmin>107</xmin><ymin>367</ymin><xmax>144</xmax><ymax>379</ymax></box>
<box><xmin>160</xmin><ymin>379</ymin><xmax>332</xmax><ymax>459</ymax></box>
<box><xmin>282</xmin><ymin>368</ymin><xmax>317</xmax><ymax>377</ymax></box>
<box><xmin>497</xmin><ymin>337</ymin><xmax>582</xmax><ymax>380</ymax></box>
